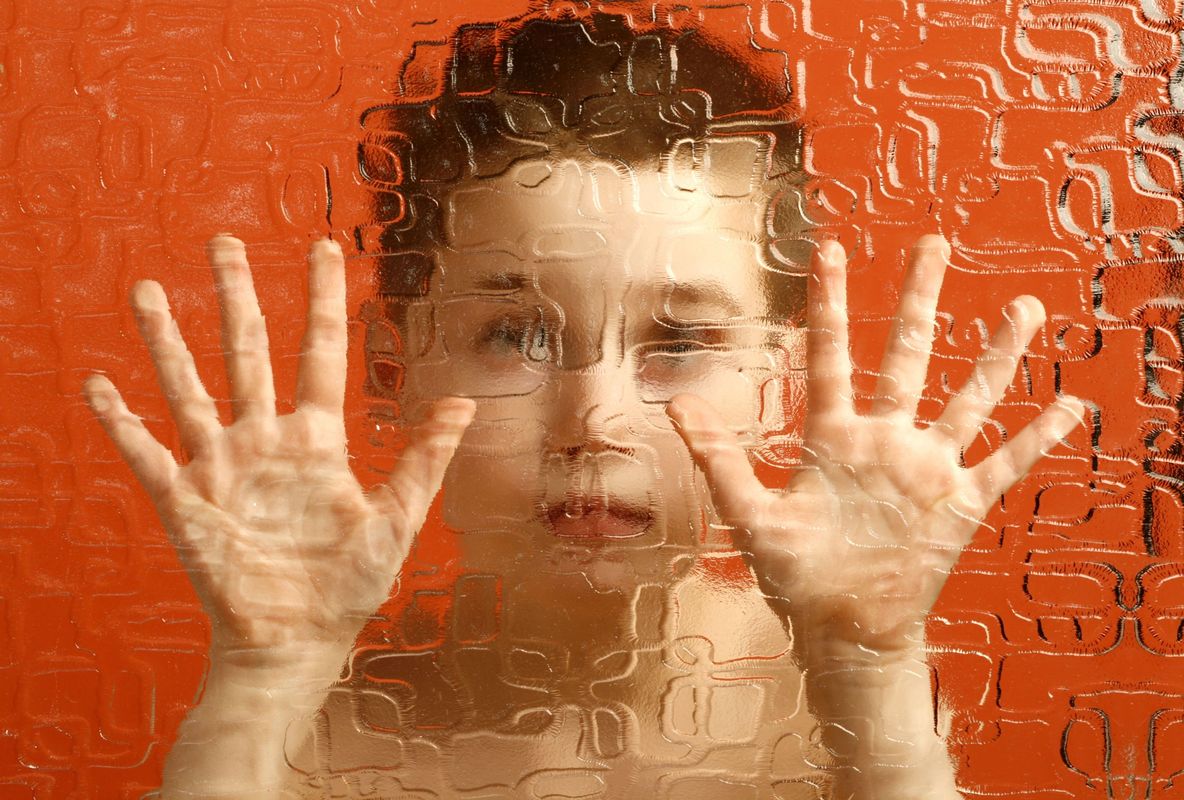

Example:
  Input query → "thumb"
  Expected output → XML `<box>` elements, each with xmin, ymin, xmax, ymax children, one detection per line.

<box><xmin>372</xmin><ymin>397</ymin><xmax>476</xmax><ymax>534</ymax></box>
<box><xmin>666</xmin><ymin>393</ymin><xmax>769</xmax><ymax>528</ymax></box>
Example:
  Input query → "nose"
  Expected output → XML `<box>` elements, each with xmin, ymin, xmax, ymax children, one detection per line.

<box><xmin>544</xmin><ymin>359</ymin><xmax>642</xmax><ymax>453</ymax></box>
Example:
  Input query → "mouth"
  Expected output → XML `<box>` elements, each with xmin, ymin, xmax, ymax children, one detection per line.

<box><xmin>540</xmin><ymin>496</ymin><xmax>654</xmax><ymax>540</ymax></box>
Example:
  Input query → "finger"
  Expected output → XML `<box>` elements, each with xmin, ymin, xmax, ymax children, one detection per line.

<box><xmin>967</xmin><ymin>396</ymin><xmax>1086</xmax><ymax>511</ymax></box>
<box><xmin>806</xmin><ymin>240</ymin><xmax>854</xmax><ymax>417</ymax></box>
<box><xmin>372</xmin><ymin>397</ymin><xmax>477</xmax><ymax>535</ymax></box>
<box><xmin>130</xmin><ymin>281</ymin><xmax>222</xmax><ymax>459</ymax></box>
<box><xmin>296</xmin><ymin>238</ymin><xmax>347</xmax><ymax>413</ymax></box>
<box><xmin>870</xmin><ymin>235</ymin><xmax>950</xmax><ymax>417</ymax></box>
<box><xmin>935</xmin><ymin>295</ymin><xmax>1045</xmax><ymax>451</ymax></box>
<box><xmin>207</xmin><ymin>234</ymin><xmax>276</xmax><ymax>420</ymax></box>
<box><xmin>84</xmin><ymin>374</ymin><xmax>179</xmax><ymax>500</ymax></box>
<box><xmin>667</xmin><ymin>393</ymin><xmax>769</xmax><ymax>527</ymax></box>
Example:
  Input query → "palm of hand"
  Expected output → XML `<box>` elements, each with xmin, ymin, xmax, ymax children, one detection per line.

<box><xmin>670</xmin><ymin>237</ymin><xmax>1085</xmax><ymax>659</ymax></box>
<box><xmin>159</xmin><ymin>420</ymin><xmax>389</xmax><ymax>655</ymax></box>
<box><xmin>85</xmin><ymin>237</ymin><xmax>473</xmax><ymax>664</ymax></box>
<box><xmin>761</xmin><ymin>416</ymin><xmax>977</xmax><ymax>653</ymax></box>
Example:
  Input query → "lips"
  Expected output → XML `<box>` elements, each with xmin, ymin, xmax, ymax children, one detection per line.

<box><xmin>541</xmin><ymin>496</ymin><xmax>653</xmax><ymax>539</ymax></box>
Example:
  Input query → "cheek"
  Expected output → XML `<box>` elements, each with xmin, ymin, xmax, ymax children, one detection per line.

<box><xmin>636</xmin><ymin>355</ymin><xmax>779</xmax><ymax>434</ymax></box>
<box><xmin>650</xmin><ymin>431</ymin><xmax>704</xmax><ymax>536</ymax></box>
<box><xmin>440</xmin><ymin>410</ymin><xmax>548</xmax><ymax>530</ymax></box>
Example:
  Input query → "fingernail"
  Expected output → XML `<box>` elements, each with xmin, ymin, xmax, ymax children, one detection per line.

<box><xmin>818</xmin><ymin>240</ymin><xmax>844</xmax><ymax>267</ymax></box>
<box><xmin>915</xmin><ymin>234</ymin><xmax>951</xmax><ymax>259</ymax></box>
<box><xmin>85</xmin><ymin>386</ymin><xmax>111</xmax><ymax>413</ymax></box>
<box><xmin>206</xmin><ymin>236</ymin><xmax>244</xmax><ymax>265</ymax></box>
<box><xmin>1002</xmin><ymin>299</ymin><xmax>1025</xmax><ymax>326</ymax></box>
<box><xmin>1012</xmin><ymin>295</ymin><xmax>1046</xmax><ymax>328</ymax></box>
<box><xmin>434</xmin><ymin>399</ymin><xmax>476</xmax><ymax>426</ymax></box>
<box><xmin>1058</xmin><ymin>396</ymin><xmax>1086</xmax><ymax>420</ymax></box>
<box><xmin>131</xmin><ymin>281</ymin><xmax>165</xmax><ymax>312</ymax></box>
<box><xmin>310</xmin><ymin>238</ymin><xmax>341</xmax><ymax>257</ymax></box>
<box><xmin>676</xmin><ymin>403</ymin><xmax>707</xmax><ymax>430</ymax></box>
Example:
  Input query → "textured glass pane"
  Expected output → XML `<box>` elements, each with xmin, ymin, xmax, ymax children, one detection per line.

<box><xmin>3</xmin><ymin>1</ymin><xmax>1176</xmax><ymax>798</ymax></box>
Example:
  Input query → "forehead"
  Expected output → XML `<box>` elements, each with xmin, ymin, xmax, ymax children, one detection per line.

<box><xmin>436</xmin><ymin>158</ymin><xmax>772</xmax><ymax>305</ymax></box>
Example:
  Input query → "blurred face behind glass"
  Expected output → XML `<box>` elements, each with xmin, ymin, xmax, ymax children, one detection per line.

<box><xmin>399</xmin><ymin>155</ymin><xmax>804</xmax><ymax>591</ymax></box>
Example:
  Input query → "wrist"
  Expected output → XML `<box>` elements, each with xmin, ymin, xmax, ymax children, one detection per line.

<box><xmin>783</xmin><ymin>599</ymin><xmax>927</xmax><ymax>670</ymax></box>
<box><xmin>195</xmin><ymin>653</ymin><xmax>341</xmax><ymax>719</ymax></box>
<box><xmin>206</xmin><ymin>636</ymin><xmax>350</xmax><ymax>690</ymax></box>
<box><xmin>801</xmin><ymin>642</ymin><xmax>931</xmax><ymax>723</ymax></box>
<box><xmin>160</xmin><ymin>650</ymin><xmax>344</xmax><ymax>799</ymax></box>
<box><xmin>795</xmin><ymin>644</ymin><xmax>961</xmax><ymax>800</ymax></box>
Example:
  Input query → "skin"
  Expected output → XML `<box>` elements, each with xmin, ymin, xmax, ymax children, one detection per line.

<box><xmin>83</xmin><ymin>237</ymin><xmax>477</xmax><ymax>670</ymax></box>
<box><xmin>670</xmin><ymin>237</ymin><xmax>1086</xmax><ymax>662</ymax></box>
<box><xmin>84</xmin><ymin>158</ymin><xmax>1086</xmax><ymax>798</ymax></box>
<box><xmin>404</xmin><ymin>159</ymin><xmax>791</xmax><ymax>591</ymax></box>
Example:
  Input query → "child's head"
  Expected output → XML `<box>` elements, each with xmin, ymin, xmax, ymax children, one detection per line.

<box><xmin>360</xmin><ymin>12</ymin><xmax>810</xmax><ymax>310</ymax></box>
<box><xmin>358</xmin><ymin>11</ymin><xmax>811</xmax><ymax>586</ymax></box>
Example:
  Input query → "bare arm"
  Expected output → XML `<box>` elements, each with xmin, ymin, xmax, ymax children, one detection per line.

<box><xmin>86</xmin><ymin>236</ymin><xmax>474</xmax><ymax>798</ymax></box>
<box><xmin>669</xmin><ymin>236</ymin><xmax>1085</xmax><ymax>798</ymax></box>
<box><xmin>157</xmin><ymin>654</ymin><xmax>340</xmax><ymax>799</ymax></box>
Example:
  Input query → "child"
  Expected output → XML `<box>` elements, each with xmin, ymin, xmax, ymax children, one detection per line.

<box><xmin>84</xmin><ymin>11</ymin><xmax>1085</xmax><ymax>799</ymax></box>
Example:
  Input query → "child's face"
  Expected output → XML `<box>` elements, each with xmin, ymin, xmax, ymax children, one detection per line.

<box><xmin>400</xmin><ymin>157</ymin><xmax>804</xmax><ymax>580</ymax></box>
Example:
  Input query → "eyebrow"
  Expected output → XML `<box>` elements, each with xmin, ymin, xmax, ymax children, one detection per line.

<box><xmin>662</xmin><ymin>281</ymin><xmax>747</xmax><ymax>320</ymax></box>
<box><xmin>470</xmin><ymin>272</ymin><xmax>531</xmax><ymax>292</ymax></box>
<box><xmin>463</xmin><ymin>274</ymin><xmax>749</xmax><ymax>320</ymax></box>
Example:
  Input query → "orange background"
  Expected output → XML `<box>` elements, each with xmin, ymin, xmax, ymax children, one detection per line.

<box><xmin>3</xmin><ymin>0</ymin><xmax>1183</xmax><ymax>797</ymax></box>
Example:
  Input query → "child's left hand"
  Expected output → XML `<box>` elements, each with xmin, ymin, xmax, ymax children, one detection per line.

<box><xmin>667</xmin><ymin>235</ymin><xmax>1086</xmax><ymax>665</ymax></box>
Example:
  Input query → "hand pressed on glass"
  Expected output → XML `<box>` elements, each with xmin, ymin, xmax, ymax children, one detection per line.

<box><xmin>83</xmin><ymin>235</ymin><xmax>475</xmax><ymax>667</ymax></box>
<box><xmin>668</xmin><ymin>236</ymin><xmax>1087</xmax><ymax>661</ymax></box>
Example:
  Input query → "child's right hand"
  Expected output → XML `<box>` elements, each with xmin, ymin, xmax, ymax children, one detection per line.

<box><xmin>84</xmin><ymin>234</ymin><xmax>474</xmax><ymax>669</ymax></box>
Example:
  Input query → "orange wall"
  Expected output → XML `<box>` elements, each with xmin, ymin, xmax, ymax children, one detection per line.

<box><xmin>2</xmin><ymin>0</ymin><xmax>1181</xmax><ymax>796</ymax></box>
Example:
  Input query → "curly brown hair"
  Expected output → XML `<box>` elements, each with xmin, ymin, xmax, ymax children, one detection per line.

<box><xmin>356</xmin><ymin>9</ymin><xmax>811</xmax><ymax>314</ymax></box>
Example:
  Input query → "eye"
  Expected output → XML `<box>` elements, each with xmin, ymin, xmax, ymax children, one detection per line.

<box><xmin>479</xmin><ymin>312</ymin><xmax>552</xmax><ymax>362</ymax></box>
<box><xmin>637</xmin><ymin>338</ymin><xmax>723</xmax><ymax>377</ymax></box>
<box><xmin>644</xmin><ymin>326</ymin><xmax>726</xmax><ymax>357</ymax></box>
<box><xmin>649</xmin><ymin>340</ymin><xmax>707</xmax><ymax>356</ymax></box>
